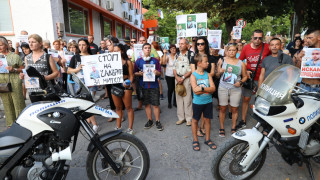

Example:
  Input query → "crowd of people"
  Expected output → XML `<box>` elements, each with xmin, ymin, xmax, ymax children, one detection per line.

<box><xmin>0</xmin><ymin>27</ymin><xmax>319</xmax><ymax>151</ymax></box>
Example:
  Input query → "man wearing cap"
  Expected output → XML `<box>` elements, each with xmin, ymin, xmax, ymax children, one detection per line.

<box><xmin>173</xmin><ymin>38</ymin><xmax>194</xmax><ymax>126</ymax></box>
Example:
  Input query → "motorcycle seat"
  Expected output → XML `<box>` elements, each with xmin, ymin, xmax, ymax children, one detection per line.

<box><xmin>0</xmin><ymin>123</ymin><xmax>32</xmax><ymax>149</ymax></box>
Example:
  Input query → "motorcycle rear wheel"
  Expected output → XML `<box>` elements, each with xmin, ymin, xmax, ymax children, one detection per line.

<box><xmin>211</xmin><ymin>137</ymin><xmax>266</xmax><ymax>180</ymax></box>
<box><xmin>86</xmin><ymin>133</ymin><xmax>150</xmax><ymax>180</ymax></box>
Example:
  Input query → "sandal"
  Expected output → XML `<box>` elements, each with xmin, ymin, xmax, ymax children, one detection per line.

<box><xmin>204</xmin><ymin>139</ymin><xmax>217</xmax><ymax>150</ymax></box>
<box><xmin>231</xmin><ymin>128</ymin><xmax>237</xmax><ymax>134</ymax></box>
<box><xmin>197</xmin><ymin>129</ymin><xmax>204</xmax><ymax>137</ymax></box>
<box><xmin>192</xmin><ymin>141</ymin><xmax>200</xmax><ymax>151</ymax></box>
<box><xmin>219</xmin><ymin>129</ymin><xmax>225</xmax><ymax>137</ymax></box>
<box><xmin>200</xmin><ymin>128</ymin><xmax>206</xmax><ymax>135</ymax></box>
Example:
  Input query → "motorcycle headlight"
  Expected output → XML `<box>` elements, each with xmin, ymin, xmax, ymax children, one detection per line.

<box><xmin>255</xmin><ymin>96</ymin><xmax>270</xmax><ymax>115</ymax></box>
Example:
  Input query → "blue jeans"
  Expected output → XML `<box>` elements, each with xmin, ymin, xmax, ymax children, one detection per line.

<box><xmin>300</xmin><ymin>83</ymin><xmax>320</xmax><ymax>92</ymax></box>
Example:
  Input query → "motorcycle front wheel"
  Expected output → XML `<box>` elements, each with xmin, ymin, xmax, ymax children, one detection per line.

<box><xmin>86</xmin><ymin>133</ymin><xmax>150</xmax><ymax>180</ymax></box>
<box><xmin>211</xmin><ymin>137</ymin><xmax>266</xmax><ymax>180</ymax></box>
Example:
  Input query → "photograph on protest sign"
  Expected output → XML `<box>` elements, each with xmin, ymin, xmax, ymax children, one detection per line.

<box><xmin>222</xmin><ymin>64</ymin><xmax>240</xmax><ymax>85</ymax></box>
<box><xmin>48</xmin><ymin>49</ymin><xmax>59</xmax><ymax>58</ymax></box>
<box><xmin>64</xmin><ymin>51</ymin><xmax>74</xmax><ymax>67</ymax></box>
<box><xmin>22</xmin><ymin>69</ymin><xmax>40</xmax><ymax>89</ymax></box>
<box><xmin>208</xmin><ymin>30</ymin><xmax>222</xmax><ymax>49</ymax></box>
<box><xmin>177</xmin><ymin>24</ymin><xmax>186</xmax><ymax>37</ymax></box>
<box><xmin>197</xmin><ymin>22</ymin><xmax>207</xmax><ymax>36</ymax></box>
<box><xmin>134</xmin><ymin>44</ymin><xmax>143</xmax><ymax>62</ymax></box>
<box><xmin>0</xmin><ymin>55</ymin><xmax>8</xmax><ymax>73</ymax></box>
<box><xmin>176</xmin><ymin>13</ymin><xmax>207</xmax><ymax>37</ymax></box>
<box><xmin>160</xmin><ymin>37</ymin><xmax>169</xmax><ymax>50</ymax></box>
<box><xmin>232</xmin><ymin>26</ymin><xmax>242</xmax><ymax>39</ymax></box>
<box><xmin>143</xmin><ymin>64</ymin><xmax>156</xmax><ymax>82</ymax></box>
<box><xmin>81</xmin><ymin>52</ymin><xmax>123</xmax><ymax>86</ymax></box>
<box><xmin>15</xmin><ymin>35</ymin><xmax>28</xmax><ymax>52</ymax></box>
<box><xmin>300</xmin><ymin>48</ymin><xmax>320</xmax><ymax>78</ymax></box>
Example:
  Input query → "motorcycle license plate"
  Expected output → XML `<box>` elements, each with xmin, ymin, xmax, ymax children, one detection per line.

<box><xmin>298</xmin><ymin>130</ymin><xmax>309</xmax><ymax>150</ymax></box>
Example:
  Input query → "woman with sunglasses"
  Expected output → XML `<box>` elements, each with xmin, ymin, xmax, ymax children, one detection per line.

<box><xmin>216</xmin><ymin>44</ymin><xmax>247</xmax><ymax>137</ymax></box>
<box><xmin>191</xmin><ymin>37</ymin><xmax>215</xmax><ymax>137</ymax></box>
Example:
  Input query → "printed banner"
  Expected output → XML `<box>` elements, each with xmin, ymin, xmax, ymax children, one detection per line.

<box><xmin>208</xmin><ymin>30</ymin><xmax>222</xmax><ymax>49</ymax></box>
<box><xmin>300</xmin><ymin>48</ymin><xmax>320</xmax><ymax>78</ymax></box>
<box><xmin>48</xmin><ymin>49</ymin><xmax>59</xmax><ymax>58</ymax></box>
<box><xmin>0</xmin><ymin>55</ymin><xmax>8</xmax><ymax>73</ymax></box>
<box><xmin>143</xmin><ymin>64</ymin><xmax>156</xmax><ymax>82</ymax></box>
<box><xmin>160</xmin><ymin>37</ymin><xmax>169</xmax><ymax>50</ymax></box>
<box><xmin>222</xmin><ymin>64</ymin><xmax>240</xmax><ymax>85</ymax></box>
<box><xmin>64</xmin><ymin>51</ymin><xmax>74</xmax><ymax>67</ymax></box>
<box><xmin>176</xmin><ymin>13</ymin><xmax>207</xmax><ymax>37</ymax></box>
<box><xmin>232</xmin><ymin>26</ymin><xmax>242</xmax><ymax>39</ymax></box>
<box><xmin>134</xmin><ymin>44</ymin><xmax>143</xmax><ymax>62</ymax></box>
<box><xmin>81</xmin><ymin>52</ymin><xmax>123</xmax><ymax>86</ymax></box>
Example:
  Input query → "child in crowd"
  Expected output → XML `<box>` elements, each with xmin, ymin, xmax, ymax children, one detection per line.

<box><xmin>190</xmin><ymin>53</ymin><xmax>216</xmax><ymax>151</ymax></box>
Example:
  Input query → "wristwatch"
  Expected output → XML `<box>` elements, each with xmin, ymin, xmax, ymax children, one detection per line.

<box><xmin>201</xmin><ymin>86</ymin><xmax>204</xmax><ymax>92</ymax></box>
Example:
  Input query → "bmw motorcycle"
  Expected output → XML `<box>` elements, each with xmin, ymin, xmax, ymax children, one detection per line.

<box><xmin>212</xmin><ymin>65</ymin><xmax>320</xmax><ymax>180</ymax></box>
<box><xmin>0</xmin><ymin>67</ymin><xmax>150</xmax><ymax>180</ymax></box>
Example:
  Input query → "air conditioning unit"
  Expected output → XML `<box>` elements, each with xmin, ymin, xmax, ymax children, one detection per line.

<box><xmin>120</xmin><ymin>0</ymin><xmax>126</xmax><ymax>3</ymax></box>
<box><xmin>140</xmin><ymin>24</ymin><xmax>144</xmax><ymax>29</ymax></box>
<box><xmin>134</xmin><ymin>19</ymin><xmax>138</xmax><ymax>25</ymax></box>
<box><xmin>129</xmin><ymin>3</ymin><xmax>134</xmax><ymax>10</ymax></box>
<box><xmin>135</xmin><ymin>9</ymin><xmax>139</xmax><ymax>14</ymax></box>
<box><xmin>123</xmin><ymin>11</ymin><xmax>128</xmax><ymax>19</ymax></box>
<box><xmin>106</xmin><ymin>1</ymin><xmax>114</xmax><ymax>11</ymax></box>
<box><xmin>128</xmin><ymin>15</ymin><xmax>132</xmax><ymax>22</ymax></box>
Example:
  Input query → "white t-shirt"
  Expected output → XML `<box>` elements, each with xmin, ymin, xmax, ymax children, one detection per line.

<box><xmin>165</xmin><ymin>55</ymin><xmax>175</xmax><ymax>77</ymax></box>
<box><xmin>127</xmin><ymin>49</ymin><xmax>133</xmax><ymax>58</ymax></box>
<box><xmin>157</xmin><ymin>50</ymin><xmax>163</xmax><ymax>58</ymax></box>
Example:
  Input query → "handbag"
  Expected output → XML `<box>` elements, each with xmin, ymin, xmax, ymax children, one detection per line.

<box><xmin>111</xmin><ymin>85</ymin><xmax>124</xmax><ymax>97</ymax></box>
<box><xmin>0</xmin><ymin>73</ymin><xmax>12</xmax><ymax>93</ymax></box>
<box><xmin>243</xmin><ymin>43</ymin><xmax>265</xmax><ymax>90</ymax></box>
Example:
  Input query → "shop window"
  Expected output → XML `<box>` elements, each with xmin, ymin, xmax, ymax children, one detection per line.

<box><xmin>125</xmin><ymin>27</ymin><xmax>131</xmax><ymax>38</ymax></box>
<box><xmin>103</xmin><ymin>19</ymin><xmax>112</xmax><ymax>38</ymax></box>
<box><xmin>116</xmin><ymin>23</ymin><xmax>123</xmax><ymax>39</ymax></box>
<box><xmin>64</xmin><ymin>3</ymin><xmax>89</xmax><ymax>35</ymax></box>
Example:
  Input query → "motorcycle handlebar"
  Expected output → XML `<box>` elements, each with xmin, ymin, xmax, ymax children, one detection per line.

<box><xmin>30</xmin><ymin>90</ymin><xmax>47</xmax><ymax>96</ymax></box>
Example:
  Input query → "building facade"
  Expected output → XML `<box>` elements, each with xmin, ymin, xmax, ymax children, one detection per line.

<box><xmin>0</xmin><ymin>0</ymin><xmax>144</xmax><ymax>45</ymax></box>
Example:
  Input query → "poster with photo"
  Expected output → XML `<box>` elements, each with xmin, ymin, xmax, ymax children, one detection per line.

<box><xmin>160</xmin><ymin>37</ymin><xmax>169</xmax><ymax>50</ymax></box>
<box><xmin>222</xmin><ymin>64</ymin><xmax>240</xmax><ymax>84</ymax></box>
<box><xmin>176</xmin><ymin>13</ymin><xmax>207</xmax><ymax>37</ymax></box>
<box><xmin>208</xmin><ymin>30</ymin><xmax>222</xmax><ymax>49</ymax></box>
<box><xmin>15</xmin><ymin>35</ymin><xmax>28</xmax><ymax>52</ymax></box>
<box><xmin>300</xmin><ymin>48</ymin><xmax>320</xmax><ymax>78</ymax></box>
<box><xmin>134</xmin><ymin>44</ymin><xmax>143</xmax><ymax>62</ymax></box>
<box><xmin>0</xmin><ymin>55</ymin><xmax>8</xmax><ymax>73</ymax></box>
<box><xmin>64</xmin><ymin>51</ymin><xmax>74</xmax><ymax>67</ymax></box>
<box><xmin>48</xmin><ymin>49</ymin><xmax>59</xmax><ymax>58</ymax></box>
<box><xmin>232</xmin><ymin>26</ymin><xmax>242</xmax><ymax>39</ymax></box>
<box><xmin>143</xmin><ymin>64</ymin><xmax>156</xmax><ymax>82</ymax></box>
<box><xmin>81</xmin><ymin>52</ymin><xmax>123</xmax><ymax>86</ymax></box>
<box><xmin>22</xmin><ymin>69</ymin><xmax>40</xmax><ymax>89</ymax></box>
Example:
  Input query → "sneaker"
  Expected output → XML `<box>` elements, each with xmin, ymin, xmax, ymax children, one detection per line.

<box><xmin>176</xmin><ymin>119</ymin><xmax>186</xmax><ymax>125</ymax></box>
<box><xmin>126</xmin><ymin>128</ymin><xmax>135</xmax><ymax>135</ymax></box>
<box><xmin>186</xmin><ymin>121</ymin><xmax>192</xmax><ymax>126</ymax></box>
<box><xmin>114</xmin><ymin>126</ymin><xmax>122</xmax><ymax>130</ymax></box>
<box><xmin>93</xmin><ymin>125</ymin><xmax>100</xmax><ymax>133</ymax></box>
<box><xmin>160</xmin><ymin>94</ymin><xmax>164</xmax><ymax>100</ymax></box>
<box><xmin>236</xmin><ymin>120</ymin><xmax>246</xmax><ymax>130</ymax></box>
<box><xmin>228</xmin><ymin>112</ymin><xmax>232</xmax><ymax>119</ymax></box>
<box><xmin>144</xmin><ymin>120</ymin><xmax>154</xmax><ymax>129</ymax></box>
<box><xmin>156</xmin><ymin>121</ymin><xmax>164</xmax><ymax>131</ymax></box>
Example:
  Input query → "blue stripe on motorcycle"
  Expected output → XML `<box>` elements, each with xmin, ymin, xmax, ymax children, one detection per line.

<box><xmin>283</xmin><ymin>118</ymin><xmax>293</xmax><ymax>122</ymax></box>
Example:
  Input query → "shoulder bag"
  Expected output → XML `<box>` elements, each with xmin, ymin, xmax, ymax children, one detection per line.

<box><xmin>0</xmin><ymin>73</ymin><xmax>12</xmax><ymax>93</ymax></box>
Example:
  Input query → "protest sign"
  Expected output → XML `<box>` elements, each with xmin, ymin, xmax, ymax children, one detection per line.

<box><xmin>232</xmin><ymin>26</ymin><xmax>242</xmax><ymax>39</ymax></box>
<box><xmin>208</xmin><ymin>30</ymin><xmax>222</xmax><ymax>49</ymax></box>
<box><xmin>64</xmin><ymin>51</ymin><xmax>74</xmax><ymax>67</ymax></box>
<box><xmin>160</xmin><ymin>37</ymin><xmax>169</xmax><ymax>50</ymax></box>
<box><xmin>22</xmin><ymin>69</ymin><xmax>40</xmax><ymax>89</ymax></box>
<box><xmin>300</xmin><ymin>48</ymin><xmax>320</xmax><ymax>78</ymax></box>
<box><xmin>222</xmin><ymin>64</ymin><xmax>240</xmax><ymax>85</ymax></box>
<box><xmin>0</xmin><ymin>55</ymin><xmax>8</xmax><ymax>73</ymax></box>
<box><xmin>48</xmin><ymin>49</ymin><xmax>59</xmax><ymax>58</ymax></box>
<box><xmin>134</xmin><ymin>44</ymin><xmax>143</xmax><ymax>62</ymax></box>
<box><xmin>143</xmin><ymin>64</ymin><xmax>156</xmax><ymax>82</ymax></box>
<box><xmin>176</xmin><ymin>13</ymin><xmax>207</xmax><ymax>37</ymax></box>
<box><xmin>81</xmin><ymin>52</ymin><xmax>123</xmax><ymax>86</ymax></box>
<box><xmin>15</xmin><ymin>35</ymin><xmax>28</xmax><ymax>52</ymax></box>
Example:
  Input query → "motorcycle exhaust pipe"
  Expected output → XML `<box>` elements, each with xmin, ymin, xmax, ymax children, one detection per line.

<box><xmin>51</xmin><ymin>146</ymin><xmax>72</xmax><ymax>161</ymax></box>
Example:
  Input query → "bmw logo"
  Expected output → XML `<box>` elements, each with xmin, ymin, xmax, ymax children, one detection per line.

<box><xmin>299</xmin><ymin>117</ymin><xmax>305</xmax><ymax>124</ymax></box>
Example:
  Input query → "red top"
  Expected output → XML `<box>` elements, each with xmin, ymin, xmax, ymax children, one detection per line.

<box><xmin>239</xmin><ymin>43</ymin><xmax>271</xmax><ymax>81</ymax></box>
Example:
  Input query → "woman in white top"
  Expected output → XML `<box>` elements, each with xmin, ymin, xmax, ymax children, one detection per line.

<box><xmin>162</xmin><ymin>44</ymin><xmax>177</xmax><ymax>108</ymax></box>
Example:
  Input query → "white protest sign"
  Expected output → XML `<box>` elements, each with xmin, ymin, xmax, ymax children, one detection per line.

<box><xmin>134</xmin><ymin>44</ymin><xmax>143</xmax><ymax>62</ymax></box>
<box><xmin>48</xmin><ymin>49</ymin><xmax>59</xmax><ymax>58</ymax></box>
<box><xmin>208</xmin><ymin>30</ymin><xmax>222</xmax><ymax>49</ymax></box>
<box><xmin>232</xmin><ymin>26</ymin><xmax>242</xmax><ymax>39</ymax></box>
<box><xmin>0</xmin><ymin>55</ymin><xmax>9</xmax><ymax>73</ymax></box>
<box><xmin>81</xmin><ymin>52</ymin><xmax>123</xmax><ymax>86</ymax></box>
<box><xmin>64</xmin><ymin>51</ymin><xmax>74</xmax><ymax>67</ymax></box>
<box><xmin>15</xmin><ymin>35</ymin><xmax>28</xmax><ymax>52</ymax></box>
<box><xmin>143</xmin><ymin>64</ymin><xmax>156</xmax><ymax>82</ymax></box>
<box><xmin>176</xmin><ymin>13</ymin><xmax>207</xmax><ymax>37</ymax></box>
<box><xmin>22</xmin><ymin>69</ymin><xmax>40</xmax><ymax>89</ymax></box>
<box><xmin>300</xmin><ymin>48</ymin><xmax>320</xmax><ymax>78</ymax></box>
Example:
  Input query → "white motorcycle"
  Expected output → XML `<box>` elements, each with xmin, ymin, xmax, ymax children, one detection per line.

<box><xmin>212</xmin><ymin>65</ymin><xmax>320</xmax><ymax>180</ymax></box>
<box><xmin>0</xmin><ymin>67</ymin><xmax>150</xmax><ymax>180</ymax></box>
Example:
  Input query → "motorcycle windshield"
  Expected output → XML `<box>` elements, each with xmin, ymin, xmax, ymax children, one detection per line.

<box><xmin>257</xmin><ymin>64</ymin><xmax>301</xmax><ymax>105</ymax></box>
<box><xmin>71</xmin><ymin>73</ymin><xmax>92</xmax><ymax>100</ymax></box>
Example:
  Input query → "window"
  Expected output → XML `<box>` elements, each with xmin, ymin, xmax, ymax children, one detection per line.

<box><xmin>0</xmin><ymin>1</ymin><xmax>13</xmax><ymax>32</ymax></box>
<box><xmin>116</xmin><ymin>23</ymin><xmax>123</xmax><ymax>39</ymax></box>
<box><xmin>64</xmin><ymin>3</ymin><xmax>89</xmax><ymax>35</ymax></box>
<box><xmin>125</xmin><ymin>27</ymin><xmax>131</xmax><ymax>38</ymax></box>
<box><xmin>132</xmin><ymin>30</ymin><xmax>136</xmax><ymax>38</ymax></box>
<box><xmin>103</xmin><ymin>19</ymin><xmax>112</xmax><ymax>38</ymax></box>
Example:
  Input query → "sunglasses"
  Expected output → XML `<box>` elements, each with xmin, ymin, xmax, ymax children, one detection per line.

<box><xmin>131</xmin><ymin>41</ymin><xmax>136</xmax><ymax>43</ymax></box>
<box><xmin>253</xmin><ymin>37</ymin><xmax>263</xmax><ymax>40</ymax></box>
<box><xmin>197</xmin><ymin>42</ymin><xmax>205</xmax><ymax>46</ymax></box>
